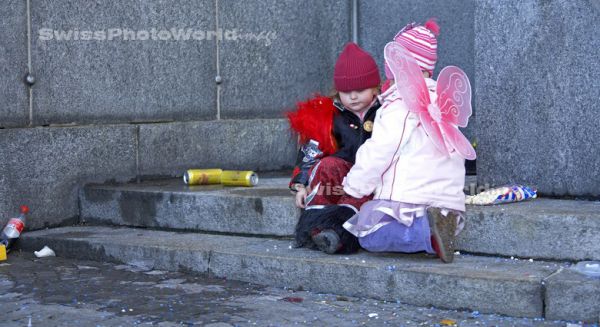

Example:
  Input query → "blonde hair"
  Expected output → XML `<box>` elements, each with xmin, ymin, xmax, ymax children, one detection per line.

<box><xmin>328</xmin><ymin>85</ymin><xmax>381</xmax><ymax>102</ymax></box>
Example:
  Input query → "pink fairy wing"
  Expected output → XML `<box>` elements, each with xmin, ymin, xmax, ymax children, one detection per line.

<box><xmin>439</xmin><ymin>122</ymin><xmax>476</xmax><ymax>160</ymax></box>
<box><xmin>385</xmin><ymin>41</ymin><xmax>447</xmax><ymax>155</ymax></box>
<box><xmin>419</xmin><ymin>112</ymin><xmax>448</xmax><ymax>156</ymax></box>
<box><xmin>383</xmin><ymin>42</ymin><xmax>430</xmax><ymax>114</ymax></box>
<box><xmin>436</xmin><ymin>66</ymin><xmax>475</xmax><ymax>159</ymax></box>
<box><xmin>436</xmin><ymin>66</ymin><xmax>472</xmax><ymax>127</ymax></box>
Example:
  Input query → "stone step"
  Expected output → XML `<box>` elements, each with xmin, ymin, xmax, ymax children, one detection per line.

<box><xmin>19</xmin><ymin>225</ymin><xmax>599</xmax><ymax>322</ymax></box>
<box><xmin>457</xmin><ymin>199</ymin><xmax>600</xmax><ymax>261</ymax></box>
<box><xmin>80</xmin><ymin>177</ymin><xmax>600</xmax><ymax>262</ymax></box>
<box><xmin>80</xmin><ymin>176</ymin><xmax>474</xmax><ymax>236</ymax></box>
<box><xmin>80</xmin><ymin>176</ymin><xmax>299</xmax><ymax>237</ymax></box>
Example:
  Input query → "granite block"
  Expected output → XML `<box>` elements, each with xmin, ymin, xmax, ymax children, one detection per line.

<box><xmin>138</xmin><ymin>119</ymin><xmax>297</xmax><ymax>177</ymax></box>
<box><xmin>218</xmin><ymin>0</ymin><xmax>351</xmax><ymax>118</ymax></box>
<box><xmin>0</xmin><ymin>125</ymin><xmax>137</xmax><ymax>229</ymax></box>
<box><xmin>475</xmin><ymin>0</ymin><xmax>600</xmax><ymax>197</ymax></box>
<box><xmin>545</xmin><ymin>267</ymin><xmax>600</xmax><ymax>322</ymax></box>
<box><xmin>80</xmin><ymin>178</ymin><xmax>299</xmax><ymax>236</ymax></box>
<box><xmin>31</xmin><ymin>0</ymin><xmax>217</xmax><ymax>125</ymax></box>
<box><xmin>0</xmin><ymin>0</ymin><xmax>29</xmax><ymax>127</ymax></box>
<box><xmin>358</xmin><ymin>0</ymin><xmax>477</xmax><ymax>142</ymax></box>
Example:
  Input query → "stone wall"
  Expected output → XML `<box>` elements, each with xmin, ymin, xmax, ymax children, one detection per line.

<box><xmin>1</xmin><ymin>0</ymin><xmax>341</xmax><ymax>228</ymax></box>
<box><xmin>358</xmin><ymin>0</ymin><xmax>476</xmax><ymax>141</ymax></box>
<box><xmin>1</xmin><ymin>0</ymin><xmax>597</xmax><ymax>229</ymax></box>
<box><xmin>475</xmin><ymin>0</ymin><xmax>600</xmax><ymax>197</ymax></box>
<box><xmin>0</xmin><ymin>121</ymin><xmax>295</xmax><ymax>229</ymax></box>
<box><xmin>0</xmin><ymin>125</ymin><xmax>137</xmax><ymax>227</ymax></box>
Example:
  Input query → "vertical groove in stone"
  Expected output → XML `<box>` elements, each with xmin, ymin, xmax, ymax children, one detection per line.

<box><xmin>352</xmin><ymin>0</ymin><xmax>358</xmax><ymax>44</ymax></box>
<box><xmin>215</xmin><ymin>0</ymin><xmax>221</xmax><ymax>120</ymax></box>
<box><xmin>26</xmin><ymin>0</ymin><xmax>33</xmax><ymax>126</ymax></box>
<box><xmin>135</xmin><ymin>125</ymin><xmax>141</xmax><ymax>183</ymax></box>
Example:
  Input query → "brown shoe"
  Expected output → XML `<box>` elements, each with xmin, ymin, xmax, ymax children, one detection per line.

<box><xmin>427</xmin><ymin>207</ymin><xmax>457</xmax><ymax>263</ymax></box>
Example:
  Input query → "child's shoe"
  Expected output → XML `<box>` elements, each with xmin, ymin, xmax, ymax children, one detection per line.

<box><xmin>312</xmin><ymin>229</ymin><xmax>341</xmax><ymax>254</ymax></box>
<box><xmin>427</xmin><ymin>207</ymin><xmax>457</xmax><ymax>263</ymax></box>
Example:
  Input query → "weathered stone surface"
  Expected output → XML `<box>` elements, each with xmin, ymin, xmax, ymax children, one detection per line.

<box><xmin>358</xmin><ymin>0</ymin><xmax>476</xmax><ymax>141</ymax></box>
<box><xmin>359</xmin><ymin>0</ymin><xmax>474</xmax><ymax>86</ymax></box>
<box><xmin>0</xmin><ymin>125</ymin><xmax>137</xmax><ymax>229</ymax></box>
<box><xmin>19</xmin><ymin>226</ymin><xmax>258</xmax><ymax>273</ymax></box>
<box><xmin>30</xmin><ymin>0</ymin><xmax>216</xmax><ymax>125</ymax></box>
<box><xmin>0</xmin><ymin>0</ymin><xmax>28</xmax><ymax>127</ymax></box>
<box><xmin>80</xmin><ymin>176</ymin><xmax>598</xmax><ymax>261</ymax></box>
<box><xmin>138</xmin><ymin>119</ymin><xmax>297</xmax><ymax>177</ymax></box>
<box><xmin>218</xmin><ymin>0</ymin><xmax>351</xmax><ymax>119</ymax></box>
<box><xmin>545</xmin><ymin>267</ymin><xmax>600</xmax><ymax>323</ymax></box>
<box><xmin>1</xmin><ymin>251</ymin><xmax>570</xmax><ymax>327</ymax></box>
<box><xmin>211</xmin><ymin>239</ymin><xmax>551</xmax><ymax>318</ymax></box>
<box><xmin>475</xmin><ymin>0</ymin><xmax>600</xmax><ymax>197</ymax></box>
<box><xmin>21</xmin><ymin>226</ymin><xmax>561</xmax><ymax>318</ymax></box>
<box><xmin>458</xmin><ymin>199</ymin><xmax>600</xmax><ymax>261</ymax></box>
<box><xmin>80</xmin><ymin>177</ymin><xmax>299</xmax><ymax>236</ymax></box>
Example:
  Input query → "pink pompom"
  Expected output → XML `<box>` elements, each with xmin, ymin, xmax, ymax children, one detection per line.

<box><xmin>424</xmin><ymin>18</ymin><xmax>440</xmax><ymax>36</ymax></box>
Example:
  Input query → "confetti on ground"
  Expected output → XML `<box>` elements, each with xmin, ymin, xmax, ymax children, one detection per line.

<box><xmin>0</xmin><ymin>252</ymin><xmax>579</xmax><ymax>326</ymax></box>
<box><xmin>281</xmin><ymin>296</ymin><xmax>304</xmax><ymax>303</ymax></box>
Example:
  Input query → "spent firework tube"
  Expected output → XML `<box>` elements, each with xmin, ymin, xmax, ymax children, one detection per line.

<box><xmin>183</xmin><ymin>169</ymin><xmax>259</xmax><ymax>187</ymax></box>
<box><xmin>183</xmin><ymin>169</ymin><xmax>223</xmax><ymax>185</ymax></box>
<box><xmin>221</xmin><ymin>170</ymin><xmax>259</xmax><ymax>187</ymax></box>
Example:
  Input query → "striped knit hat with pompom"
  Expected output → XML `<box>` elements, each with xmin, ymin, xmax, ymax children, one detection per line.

<box><xmin>385</xmin><ymin>18</ymin><xmax>440</xmax><ymax>77</ymax></box>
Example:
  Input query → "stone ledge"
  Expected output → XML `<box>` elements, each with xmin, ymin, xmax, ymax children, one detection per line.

<box><xmin>544</xmin><ymin>267</ymin><xmax>600</xmax><ymax>323</ymax></box>
<box><xmin>20</xmin><ymin>226</ymin><xmax>573</xmax><ymax>319</ymax></box>
<box><xmin>458</xmin><ymin>199</ymin><xmax>600</xmax><ymax>261</ymax></box>
<box><xmin>80</xmin><ymin>177</ymin><xmax>298</xmax><ymax>236</ymax></box>
<box><xmin>79</xmin><ymin>177</ymin><xmax>600</xmax><ymax>261</ymax></box>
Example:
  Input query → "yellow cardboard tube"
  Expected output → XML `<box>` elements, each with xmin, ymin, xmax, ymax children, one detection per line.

<box><xmin>183</xmin><ymin>169</ymin><xmax>223</xmax><ymax>185</ymax></box>
<box><xmin>221</xmin><ymin>170</ymin><xmax>259</xmax><ymax>187</ymax></box>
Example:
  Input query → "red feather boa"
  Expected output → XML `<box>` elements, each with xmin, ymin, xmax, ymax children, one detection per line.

<box><xmin>286</xmin><ymin>95</ymin><xmax>338</xmax><ymax>156</ymax></box>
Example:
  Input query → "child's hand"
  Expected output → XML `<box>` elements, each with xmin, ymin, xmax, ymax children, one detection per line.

<box><xmin>295</xmin><ymin>186</ymin><xmax>308</xmax><ymax>208</ymax></box>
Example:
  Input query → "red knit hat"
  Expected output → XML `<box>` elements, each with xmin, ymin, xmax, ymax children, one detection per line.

<box><xmin>333</xmin><ymin>42</ymin><xmax>381</xmax><ymax>92</ymax></box>
<box><xmin>385</xmin><ymin>19</ymin><xmax>440</xmax><ymax>77</ymax></box>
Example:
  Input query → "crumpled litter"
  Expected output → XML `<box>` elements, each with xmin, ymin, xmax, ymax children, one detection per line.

<box><xmin>571</xmin><ymin>261</ymin><xmax>600</xmax><ymax>278</ymax></box>
<box><xmin>466</xmin><ymin>185</ymin><xmax>537</xmax><ymax>205</ymax></box>
<box><xmin>34</xmin><ymin>245</ymin><xmax>56</xmax><ymax>258</ymax></box>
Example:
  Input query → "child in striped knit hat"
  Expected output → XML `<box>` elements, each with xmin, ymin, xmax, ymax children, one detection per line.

<box><xmin>382</xmin><ymin>19</ymin><xmax>439</xmax><ymax>92</ymax></box>
<box><xmin>343</xmin><ymin>19</ymin><xmax>475</xmax><ymax>263</ymax></box>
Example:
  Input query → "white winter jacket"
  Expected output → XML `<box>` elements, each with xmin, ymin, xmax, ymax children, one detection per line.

<box><xmin>343</xmin><ymin>78</ymin><xmax>466</xmax><ymax>212</ymax></box>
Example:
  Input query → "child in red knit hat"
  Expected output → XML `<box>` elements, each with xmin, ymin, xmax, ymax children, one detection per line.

<box><xmin>287</xmin><ymin>42</ymin><xmax>382</xmax><ymax>254</ymax></box>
